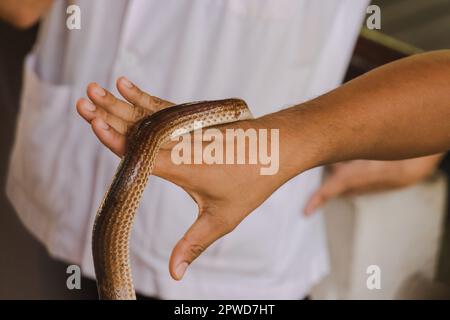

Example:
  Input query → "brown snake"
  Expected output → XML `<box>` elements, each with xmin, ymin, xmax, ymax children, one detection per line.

<box><xmin>92</xmin><ymin>99</ymin><xmax>252</xmax><ymax>300</ymax></box>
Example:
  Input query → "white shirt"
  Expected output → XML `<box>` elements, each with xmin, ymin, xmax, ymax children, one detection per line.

<box><xmin>7</xmin><ymin>0</ymin><xmax>368</xmax><ymax>299</ymax></box>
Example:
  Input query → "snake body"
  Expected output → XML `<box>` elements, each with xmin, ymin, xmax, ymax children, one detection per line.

<box><xmin>92</xmin><ymin>99</ymin><xmax>251</xmax><ymax>300</ymax></box>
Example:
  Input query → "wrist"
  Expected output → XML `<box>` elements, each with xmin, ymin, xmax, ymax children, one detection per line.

<box><xmin>251</xmin><ymin>109</ymin><xmax>317</xmax><ymax>183</ymax></box>
<box><xmin>254</xmin><ymin>101</ymin><xmax>342</xmax><ymax>180</ymax></box>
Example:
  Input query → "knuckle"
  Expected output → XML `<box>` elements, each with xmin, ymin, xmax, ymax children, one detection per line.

<box><xmin>137</xmin><ymin>89</ymin><xmax>148</xmax><ymax>103</ymax></box>
<box><xmin>127</xmin><ymin>85</ymin><xmax>141</xmax><ymax>102</ymax></box>
<box><xmin>103</xmin><ymin>112</ymin><xmax>112</xmax><ymax>124</ymax></box>
<box><xmin>143</xmin><ymin>93</ymin><xmax>153</xmax><ymax>106</ymax></box>
<box><xmin>206</xmin><ymin>211</ymin><xmax>235</xmax><ymax>235</ymax></box>
<box><xmin>188</xmin><ymin>243</ymin><xmax>206</xmax><ymax>259</ymax></box>
<box><xmin>131</xmin><ymin>105</ymin><xmax>148</xmax><ymax>121</ymax></box>
<box><xmin>148</xmin><ymin>95</ymin><xmax>167</xmax><ymax>111</ymax></box>
<box><xmin>105</xmin><ymin>91</ymin><xmax>116</xmax><ymax>105</ymax></box>
<box><xmin>120</xmin><ymin>121</ymin><xmax>130</xmax><ymax>134</ymax></box>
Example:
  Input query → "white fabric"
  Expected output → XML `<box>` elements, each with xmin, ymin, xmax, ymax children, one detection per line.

<box><xmin>7</xmin><ymin>0</ymin><xmax>369</xmax><ymax>299</ymax></box>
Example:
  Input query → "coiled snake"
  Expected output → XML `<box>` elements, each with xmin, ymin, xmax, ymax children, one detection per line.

<box><xmin>92</xmin><ymin>99</ymin><xmax>252</xmax><ymax>299</ymax></box>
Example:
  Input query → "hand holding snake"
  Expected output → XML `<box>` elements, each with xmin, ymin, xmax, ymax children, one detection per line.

<box><xmin>76</xmin><ymin>78</ymin><xmax>288</xmax><ymax>299</ymax></box>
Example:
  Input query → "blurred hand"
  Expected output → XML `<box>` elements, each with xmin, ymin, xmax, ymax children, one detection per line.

<box><xmin>304</xmin><ymin>156</ymin><xmax>442</xmax><ymax>215</ymax></box>
<box><xmin>76</xmin><ymin>77</ymin><xmax>288</xmax><ymax>281</ymax></box>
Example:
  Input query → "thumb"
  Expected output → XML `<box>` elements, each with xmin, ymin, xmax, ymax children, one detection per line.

<box><xmin>169</xmin><ymin>211</ymin><xmax>230</xmax><ymax>280</ymax></box>
<box><xmin>304</xmin><ymin>169</ymin><xmax>347</xmax><ymax>216</ymax></box>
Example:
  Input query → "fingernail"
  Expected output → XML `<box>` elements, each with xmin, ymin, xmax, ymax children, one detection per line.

<box><xmin>175</xmin><ymin>262</ymin><xmax>188</xmax><ymax>280</ymax></box>
<box><xmin>97</xmin><ymin>119</ymin><xmax>110</xmax><ymax>130</ymax></box>
<box><xmin>92</xmin><ymin>85</ymin><xmax>106</xmax><ymax>97</ymax></box>
<box><xmin>120</xmin><ymin>77</ymin><xmax>134</xmax><ymax>89</ymax></box>
<box><xmin>83</xmin><ymin>100</ymin><xmax>96</xmax><ymax>112</ymax></box>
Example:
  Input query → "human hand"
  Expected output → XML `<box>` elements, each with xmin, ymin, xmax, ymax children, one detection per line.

<box><xmin>304</xmin><ymin>155</ymin><xmax>442</xmax><ymax>215</ymax></box>
<box><xmin>76</xmin><ymin>78</ymin><xmax>291</xmax><ymax>280</ymax></box>
<box><xmin>77</xmin><ymin>77</ymin><xmax>174</xmax><ymax>156</ymax></box>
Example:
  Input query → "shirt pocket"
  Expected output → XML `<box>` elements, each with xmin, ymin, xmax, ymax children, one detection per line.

<box><xmin>11</xmin><ymin>53</ymin><xmax>73</xmax><ymax>220</ymax></box>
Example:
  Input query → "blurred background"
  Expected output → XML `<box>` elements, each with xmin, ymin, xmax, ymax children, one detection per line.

<box><xmin>0</xmin><ymin>0</ymin><xmax>449</xmax><ymax>299</ymax></box>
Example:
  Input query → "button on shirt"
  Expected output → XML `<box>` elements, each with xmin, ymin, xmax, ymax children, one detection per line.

<box><xmin>7</xmin><ymin>0</ymin><xmax>369</xmax><ymax>299</ymax></box>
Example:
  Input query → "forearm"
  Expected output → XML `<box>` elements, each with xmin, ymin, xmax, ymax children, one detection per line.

<box><xmin>0</xmin><ymin>0</ymin><xmax>52</xmax><ymax>29</ymax></box>
<box><xmin>260</xmin><ymin>50</ymin><xmax>450</xmax><ymax>178</ymax></box>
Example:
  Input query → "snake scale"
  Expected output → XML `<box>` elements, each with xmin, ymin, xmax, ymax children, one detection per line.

<box><xmin>92</xmin><ymin>99</ymin><xmax>252</xmax><ymax>300</ymax></box>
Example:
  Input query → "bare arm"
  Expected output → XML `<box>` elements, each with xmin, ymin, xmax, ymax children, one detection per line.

<box><xmin>0</xmin><ymin>0</ymin><xmax>53</xmax><ymax>29</ymax></box>
<box><xmin>274</xmin><ymin>50</ymin><xmax>450</xmax><ymax>177</ymax></box>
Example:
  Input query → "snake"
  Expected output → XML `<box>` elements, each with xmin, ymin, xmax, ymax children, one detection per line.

<box><xmin>92</xmin><ymin>98</ymin><xmax>252</xmax><ymax>300</ymax></box>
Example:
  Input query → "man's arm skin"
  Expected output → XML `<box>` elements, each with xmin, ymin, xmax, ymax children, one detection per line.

<box><xmin>274</xmin><ymin>50</ymin><xmax>450</xmax><ymax>178</ymax></box>
<box><xmin>77</xmin><ymin>50</ymin><xmax>450</xmax><ymax>280</ymax></box>
<box><xmin>0</xmin><ymin>0</ymin><xmax>52</xmax><ymax>29</ymax></box>
<box><xmin>267</xmin><ymin>50</ymin><xmax>449</xmax><ymax>213</ymax></box>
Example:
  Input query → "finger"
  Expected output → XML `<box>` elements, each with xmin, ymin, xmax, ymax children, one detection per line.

<box><xmin>91</xmin><ymin>117</ymin><xmax>127</xmax><ymax>157</ymax></box>
<box><xmin>76</xmin><ymin>98</ymin><xmax>97</xmax><ymax>123</ymax></box>
<box><xmin>304</xmin><ymin>174</ymin><xmax>348</xmax><ymax>216</ymax></box>
<box><xmin>77</xmin><ymin>97</ymin><xmax>130</xmax><ymax>135</ymax></box>
<box><xmin>117</xmin><ymin>76</ymin><xmax>174</xmax><ymax>112</ymax></box>
<box><xmin>169</xmin><ymin>212</ymin><xmax>231</xmax><ymax>280</ymax></box>
<box><xmin>86</xmin><ymin>82</ymin><xmax>148</xmax><ymax>122</ymax></box>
